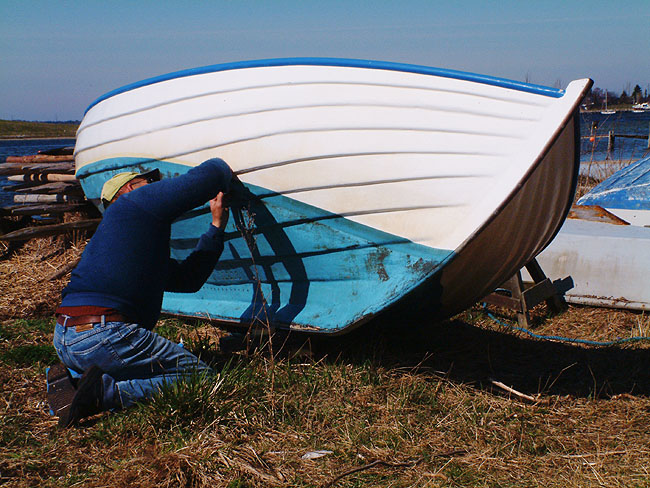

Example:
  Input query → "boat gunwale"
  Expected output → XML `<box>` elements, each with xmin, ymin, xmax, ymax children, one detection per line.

<box><xmin>84</xmin><ymin>57</ymin><xmax>565</xmax><ymax>115</ymax></box>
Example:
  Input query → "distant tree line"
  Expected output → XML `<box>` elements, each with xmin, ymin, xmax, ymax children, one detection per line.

<box><xmin>583</xmin><ymin>84</ymin><xmax>649</xmax><ymax>109</ymax></box>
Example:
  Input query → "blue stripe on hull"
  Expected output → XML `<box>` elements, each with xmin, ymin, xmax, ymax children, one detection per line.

<box><xmin>85</xmin><ymin>57</ymin><xmax>564</xmax><ymax>113</ymax></box>
<box><xmin>79</xmin><ymin>159</ymin><xmax>454</xmax><ymax>332</ymax></box>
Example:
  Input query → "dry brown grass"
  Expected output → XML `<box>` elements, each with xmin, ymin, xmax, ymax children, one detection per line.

<box><xmin>574</xmin><ymin>158</ymin><xmax>636</xmax><ymax>203</ymax></box>
<box><xmin>0</xmin><ymin>236</ymin><xmax>86</xmax><ymax>320</ymax></box>
<box><xmin>1</xmin><ymin>236</ymin><xmax>650</xmax><ymax>487</ymax></box>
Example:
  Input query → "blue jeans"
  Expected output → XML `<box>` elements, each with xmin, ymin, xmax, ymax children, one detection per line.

<box><xmin>53</xmin><ymin>318</ymin><xmax>211</xmax><ymax>409</ymax></box>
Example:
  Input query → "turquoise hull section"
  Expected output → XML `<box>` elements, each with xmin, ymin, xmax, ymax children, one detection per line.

<box><xmin>78</xmin><ymin>159</ymin><xmax>454</xmax><ymax>332</ymax></box>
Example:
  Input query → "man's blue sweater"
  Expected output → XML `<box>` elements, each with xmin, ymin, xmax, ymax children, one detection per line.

<box><xmin>60</xmin><ymin>158</ymin><xmax>232</xmax><ymax>330</ymax></box>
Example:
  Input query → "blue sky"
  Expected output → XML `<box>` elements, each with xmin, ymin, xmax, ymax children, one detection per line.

<box><xmin>1</xmin><ymin>0</ymin><xmax>648</xmax><ymax>121</ymax></box>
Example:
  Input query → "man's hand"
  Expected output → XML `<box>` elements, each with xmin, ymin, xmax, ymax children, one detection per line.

<box><xmin>209</xmin><ymin>192</ymin><xmax>229</xmax><ymax>229</ymax></box>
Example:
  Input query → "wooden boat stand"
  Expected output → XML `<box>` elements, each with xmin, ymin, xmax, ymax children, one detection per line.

<box><xmin>482</xmin><ymin>258</ymin><xmax>571</xmax><ymax>328</ymax></box>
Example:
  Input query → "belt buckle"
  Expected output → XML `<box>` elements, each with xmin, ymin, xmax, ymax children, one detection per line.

<box><xmin>74</xmin><ymin>323</ymin><xmax>94</xmax><ymax>332</ymax></box>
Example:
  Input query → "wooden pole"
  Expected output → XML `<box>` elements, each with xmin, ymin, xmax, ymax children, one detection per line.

<box><xmin>43</xmin><ymin>173</ymin><xmax>77</xmax><ymax>182</ymax></box>
<box><xmin>46</xmin><ymin>257</ymin><xmax>81</xmax><ymax>281</ymax></box>
<box><xmin>13</xmin><ymin>194</ymin><xmax>74</xmax><ymax>204</ymax></box>
<box><xmin>4</xmin><ymin>154</ymin><xmax>74</xmax><ymax>163</ymax></box>
<box><xmin>0</xmin><ymin>219</ymin><xmax>100</xmax><ymax>241</ymax></box>
<box><xmin>7</xmin><ymin>173</ymin><xmax>77</xmax><ymax>182</ymax></box>
<box><xmin>0</xmin><ymin>162</ymin><xmax>75</xmax><ymax>176</ymax></box>
<box><xmin>0</xmin><ymin>203</ymin><xmax>91</xmax><ymax>217</ymax></box>
<box><xmin>607</xmin><ymin>130</ymin><xmax>614</xmax><ymax>158</ymax></box>
<box><xmin>15</xmin><ymin>182</ymin><xmax>82</xmax><ymax>195</ymax></box>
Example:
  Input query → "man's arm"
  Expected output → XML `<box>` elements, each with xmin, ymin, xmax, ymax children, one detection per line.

<box><xmin>165</xmin><ymin>191</ymin><xmax>229</xmax><ymax>293</ymax></box>
<box><xmin>126</xmin><ymin>158</ymin><xmax>233</xmax><ymax>223</ymax></box>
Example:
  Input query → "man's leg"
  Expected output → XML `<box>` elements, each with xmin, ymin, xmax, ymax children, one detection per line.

<box><xmin>103</xmin><ymin>324</ymin><xmax>211</xmax><ymax>408</ymax></box>
<box><xmin>53</xmin><ymin>320</ymin><xmax>210</xmax><ymax>412</ymax></box>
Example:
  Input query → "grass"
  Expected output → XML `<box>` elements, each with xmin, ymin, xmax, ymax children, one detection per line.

<box><xmin>1</xmin><ymin>301</ymin><xmax>650</xmax><ymax>487</ymax></box>
<box><xmin>2</xmin><ymin>216</ymin><xmax>650</xmax><ymax>486</ymax></box>
<box><xmin>0</xmin><ymin>119</ymin><xmax>78</xmax><ymax>139</ymax></box>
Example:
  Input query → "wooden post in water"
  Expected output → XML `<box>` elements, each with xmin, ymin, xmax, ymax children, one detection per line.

<box><xmin>607</xmin><ymin>130</ymin><xmax>615</xmax><ymax>159</ymax></box>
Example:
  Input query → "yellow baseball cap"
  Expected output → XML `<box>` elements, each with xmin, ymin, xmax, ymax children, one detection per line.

<box><xmin>101</xmin><ymin>169</ymin><xmax>160</xmax><ymax>207</ymax></box>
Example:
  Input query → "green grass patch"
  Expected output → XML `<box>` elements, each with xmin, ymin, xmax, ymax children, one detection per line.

<box><xmin>0</xmin><ymin>344</ymin><xmax>58</xmax><ymax>365</ymax></box>
<box><xmin>144</xmin><ymin>367</ymin><xmax>242</xmax><ymax>432</ymax></box>
<box><xmin>0</xmin><ymin>119</ymin><xmax>78</xmax><ymax>138</ymax></box>
<box><xmin>0</xmin><ymin>319</ymin><xmax>56</xmax><ymax>365</ymax></box>
<box><xmin>1</xmin><ymin>318</ymin><xmax>55</xmax><ymax>340</ymax></box>
<box><xmin>155</xmin><ymin>317</ymin><xmax>191</xmax><ymax>341</ymax></box>
<box><xmin>444</xmin><ymin>460</ymin><xmax>481</xmax><ymax>485</ymax></box>
<box><xmin>226</xmin><ymin>480</ymin><xmax>254</xmax><ymax>488</ymax></box>
<box><xmin>0</xmin><ymin>414</ymin><xmax>34</xmax><ymax>447</ymax></box>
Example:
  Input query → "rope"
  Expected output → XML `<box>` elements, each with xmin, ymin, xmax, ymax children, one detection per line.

<box><xmin>481</xmin><ymin>303</ymin><xmax>650</xmax><ymax>347</ymax></box>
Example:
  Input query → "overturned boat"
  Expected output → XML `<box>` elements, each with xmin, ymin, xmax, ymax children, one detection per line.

<box><xmin>577</xmin><ymin>154</ymin><xmax>650</xmax><ymax>227</ymax></box>
<box><xmin>74</xmin><ymin>58</ymin><xmax>592</xmax><ymax>333</ymax></box>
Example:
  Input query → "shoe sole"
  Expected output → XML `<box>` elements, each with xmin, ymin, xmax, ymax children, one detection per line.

<box><xmin>58</xmin><ymin>366</ymin><xmax>104</xmax><ymax>428</ymax></box>
<box><xmin>46</xmin><ymin>363</ymin><xmax>76</xmax><ymax>417</ymax></box>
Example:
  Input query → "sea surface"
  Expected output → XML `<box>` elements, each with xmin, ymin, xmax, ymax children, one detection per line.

<box><xmin>1</xmin><ymin>112</ymin><xmax>649</xmax><ymax>207</ymax></box>
<box><xmin>0</xmin><ymin>138</ymin><xmax>75</xmax><ymax>207</ymax></box>
<box><xmin>579</xmin><ymin>110</ymin><xmax>650</xmax><ymax>162</ymax></box>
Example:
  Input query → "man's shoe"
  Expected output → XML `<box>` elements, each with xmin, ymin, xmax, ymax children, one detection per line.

<box><xmin>46</xmin><ymin>363</ymin><xmax>77</xmax><ymax>417</ymax></box>
<box><xmin>58</xmin><ymin>365</ymin><xmax>105</xmax><ymax>428</ymax></box>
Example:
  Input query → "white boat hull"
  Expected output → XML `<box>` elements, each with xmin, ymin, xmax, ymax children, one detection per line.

<box><xmin>525</xmin><ymin>219</ymin><xmax>650</xmax><ymax>311</ymax></box>
<box><xmin>74</xmin><ymin>59</ymin><xmax>591</xmax><ymax>332</ymax></box>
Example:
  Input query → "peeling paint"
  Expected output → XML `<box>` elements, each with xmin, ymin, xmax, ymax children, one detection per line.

<box><xmin>407</xmin><ymin>257</ymin><xmax>437</xmax><ymax>277</ymax></box>
<box><xmin>366</xmin><ymin>247</ymin><xmax>391</xmax><ymax>281</ymax></box>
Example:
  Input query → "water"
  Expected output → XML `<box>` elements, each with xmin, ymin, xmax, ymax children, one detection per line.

<box><xmin>579</xmin><ymin>111</ymin><xmax>650</xmax><ymax>163</ymax></box>
<box><xmin>0</xmin><ymin>138</ymin><xmax>75</xmax><ymax>207</ymax></box>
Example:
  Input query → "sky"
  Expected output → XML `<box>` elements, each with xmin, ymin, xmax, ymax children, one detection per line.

<box><xmin>1</xmin><ymin>0</ymin><xmax>648</xmax><ymax>121</ymax></box>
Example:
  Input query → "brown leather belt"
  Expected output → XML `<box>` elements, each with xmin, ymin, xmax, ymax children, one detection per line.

<box><xmin>57</xmin><ymin>314</ymin><xmax>127</xmax><ymax>329</ymax></box>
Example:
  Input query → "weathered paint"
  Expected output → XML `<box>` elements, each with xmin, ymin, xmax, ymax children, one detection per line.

<box><xmin>567</xmin><ymin>205</ymin><xmax>630</xmax><ymax>225</ymax></box>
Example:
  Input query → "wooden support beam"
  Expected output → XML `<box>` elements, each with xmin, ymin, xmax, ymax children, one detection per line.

<box><xmin>0</xmin><ymin>203</ymin><xmax>93</xmax><ymax>217</ymax></box>
<box><xmin>7</xmin><ymin>173</ymin><xmax>77</xmax><ymax>183</ymax></box>
<box><xmin>482</xmin><ymin>257</ymin><xmax>569</xmax><ymax>328</ymax></box>
<box><xmin>4</xmin><ymin>154</ymin><xmax>74</xmax><ymax>163</ymax></box>
<box><xmin>15</xmin><ymin>181</ymin><xmax>82</xmax><ymax>195</ymax></box>
<box><xmin>13</xmin><ymin>194</ymin><xmax>79</xmax><ymax>204</ymax></box>
<box><xmin>38</xmin><ymin>147</ymin><xmax>74</xmax><ymax>157</ymax></box>
<box><xmin>524</xmin><ymin>259</ymin><xmax>567</xmax><ymax>314</ymax></box>
<box><xmin>46</xmin><ymin>257</ymin><xmax>81</xmax><ymax>281</ymax></box>
<box><xmin>0</xmin><ymin>162</ymin><xmax>75</xmax><ymax>176</ymax></box>
<box><xmin>0</xmin><ymin>219</ymin><xmax>100</xmax><ymax>241</ymax></box>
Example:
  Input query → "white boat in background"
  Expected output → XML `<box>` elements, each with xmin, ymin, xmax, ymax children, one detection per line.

<box><xmin>74</xmin><ymin>58</ymin><xmax>591</xmax><ymax>333</ymax></box>
<box><xmin>527</xmin><ymin>212</ymin><xmax>650</xmax><ymax>311</ymax></box>
<box><xmin>601</xmin><ymin>92</ymin><xmax>615</xmax><ymax>115</ymax></box>
<box><xmin>527</xmin><ymin>156</ymin><xmax>650</xmax><ymax>311</ymax></box>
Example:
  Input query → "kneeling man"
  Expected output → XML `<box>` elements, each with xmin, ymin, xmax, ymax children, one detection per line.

<box><xmin>49</xmin><ymin>158</ymin><xmax>232</xmax><ymax>427</ymax></box>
